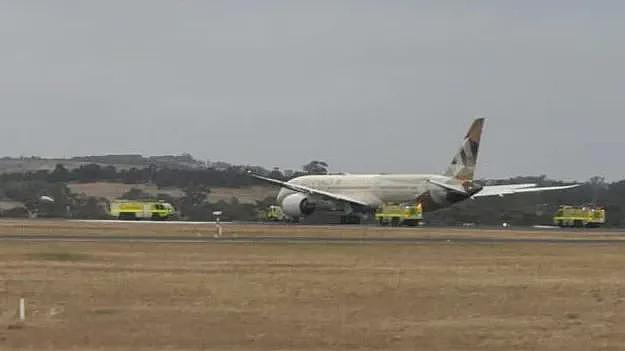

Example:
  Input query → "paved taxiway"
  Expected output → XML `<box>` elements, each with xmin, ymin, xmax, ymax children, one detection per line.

<box><xmin>69</xmin><ymin>219</ymin><xmax>625</xmax><ymax>233</ymax></box>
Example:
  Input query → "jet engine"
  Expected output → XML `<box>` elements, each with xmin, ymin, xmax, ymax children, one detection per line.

<box><xmin>281</xmin><ymin>193</ymin><xmax>316</xmax><ymax>217</ymax></box>
<box><xmin>423</xmin><ymin>181</ymin><xmax>477</xmax><ymax>211</ymax></box>
<box><xmin>427</xmin><ymin>187</ymin><xmax>450</xmax><ymax>209</ymax></box>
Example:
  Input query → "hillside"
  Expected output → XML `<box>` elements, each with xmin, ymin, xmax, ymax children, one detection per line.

<box><xmin>0</xmin><ymin>154</ymin><xmax>206</xmax><ymax>174</ymax></box>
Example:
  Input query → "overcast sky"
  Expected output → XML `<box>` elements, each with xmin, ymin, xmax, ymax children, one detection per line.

<box><xmin>1</xmin><ymin>1</ymin><xmax>624</xmax><ymax>181</ymax></box>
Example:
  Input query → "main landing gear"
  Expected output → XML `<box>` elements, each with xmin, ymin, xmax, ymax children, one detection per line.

<box><xmin>339</xmin><ymin>214</ymin><xmax>362</xmax><ymax>225</ymax></box>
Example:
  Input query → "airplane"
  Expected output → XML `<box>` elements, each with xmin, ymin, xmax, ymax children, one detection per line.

<box><xmin>249</xmin><ymin>118</ymin><xmax>579</xmax><ymax>223</ymax></box>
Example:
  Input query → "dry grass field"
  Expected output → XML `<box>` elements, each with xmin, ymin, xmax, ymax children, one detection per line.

<box><xmin>2</xmin><ymin>221</ymin><xmax>625</xmax><ymax>350</ymax></box>
<box><xmin>67</xmin><ymin>182</ymin><xmax>276</xmax><ymax>203</ymax></box>
<box><xmin>67</xmin><ymin>182</ymin><xmax>185</xmax><ymax>199</ymax></box>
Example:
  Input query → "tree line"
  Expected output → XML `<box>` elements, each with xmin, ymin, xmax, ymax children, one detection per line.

<box><xmin>0</xmin><ymin>161</ymin><xmax>330</xmax><ymax>220</ymax></box>
<box><xmin>0</xmin><ymin>160</ymin><xmax>622</xmax><ymax>226</ymax></box>
<box><xmin>0</xmin><ymin>160</ymin><xmax>331</xmax><ymax>188</ymax></box>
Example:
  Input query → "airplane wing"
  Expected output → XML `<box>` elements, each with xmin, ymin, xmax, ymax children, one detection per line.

<box><xmin>248</xmin><ymin>172</ymin><xmax>371</xmax><ymax>207</ymax></box>
<box><xmin>473</xmin><ymin>183</ymin><xmax>579</xmax><ymax>198</ymax></box>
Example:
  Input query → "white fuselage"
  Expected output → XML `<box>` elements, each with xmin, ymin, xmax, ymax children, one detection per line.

<box><xmin>277</xmin><ymin>174</ymin><xmax>468</xmax><ymax>212</ymax></box>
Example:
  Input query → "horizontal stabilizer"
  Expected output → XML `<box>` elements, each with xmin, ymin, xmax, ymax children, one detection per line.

<box><xmin>427</xmin><ymin>179</ymin><xmax>468</xmax><ymax>195</ymax></box>
<box><xmin>473</xmin><ymin>184</ymin><xmax>579</xmax><ymax>198</ymax></box>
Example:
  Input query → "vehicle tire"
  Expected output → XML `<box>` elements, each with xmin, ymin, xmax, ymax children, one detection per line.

<box><xmin>404</xmin><ymin>219</ymin><xmax>418</xmax><ymax>227</ymax></box>
<box><xmin>341</xmin><ymin>215</ymin><xmax>361</xmax><ymax>225</ymax></box>
<box><xmin>119</xmin><ymin>213</ymin><xmax>136</xmax><ymax>221</ymax></box>
<box><xmin>391</xmin><ymin>217</ymin><xmax>400</xmax><ymax>227</ymax></box>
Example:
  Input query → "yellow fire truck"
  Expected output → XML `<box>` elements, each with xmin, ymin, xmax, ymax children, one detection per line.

<box><xmin>553</xmin><ymin>205</ymin><xmax>606</xmax><ymax>228</ymax></box>
<box><xmin>109</xmin><ymin>200</ymin><xmax>176</xmax><ymax>220</ymax></box>
<box><xmin>264</xmin><ymin>205</ymin><xmax>286</xmax><ymax>221</ymax></box>
<box><xmin>375</xmin><ymin>203</ymin><xmax>423</xmax><ymax>227</ymax></box>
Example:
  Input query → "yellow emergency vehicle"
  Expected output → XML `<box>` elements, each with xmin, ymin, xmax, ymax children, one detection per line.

<box><xmin>109</xmin><ymin>200</ymin><xmax>176</xmax><ymax>220</ymax></box>
<box><xmin>553</xmin><ymin>205</ymin><xmax>606</xmax><ymax>228</ymax></box>
<box><xmin>264</xmin><ymin>205</ymin><xmax>286</xmax><ymax>221</ymax></box>
<box><xmin>376</xmin><ymin>203</ymin><xmax>423</xmax><ymax>227</ymax></box>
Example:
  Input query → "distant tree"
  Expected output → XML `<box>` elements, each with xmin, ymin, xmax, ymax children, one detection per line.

<box><xmin>120</xmin><ymin>188</ymin><xmax>152</xmax><ymax>200</ymax></box>
<box><xmin>119</xmin><ymin>167</ymin><xmax>150</xmax><ymax>184</ymax></box>
<box><xmin>269</xmin><ymin>167</ymin><xmax>285</xmax><ymax>180</ymax></box>
<box><xmin>74</xmin><ymin>164</ymin><xmax>99</xmax><ymax>182</ymax></box>
<box><xmin>283</xmin><ymin>169</ymin><xmax>295</xmax><ymax>179</ymax></box>
<box><xmin>72</xmin><ymin>195</ymin><xmax>108</xmax><ymax>219</ymax></box>
<box><xmin>182</xmin><ymin>185</ymin><xmax>210</xmax><ymax>207</ymax></box>
<box><xmin>255</xmin><ymin>196</ymin><xmax>276</xmax><ymax>209</ymax></box>
<box><xmin>0</xmin><ymin>180</ymin><xmax>73</xmax><ymax>218</ymax></box>
<box><xmin>1</xmin><ymin>207</ymin><xmax>30</xmax><ymax>218</ymax></box>
<box><xmin>155</xmin><ymin>193</ymin><xmax>176</xmax><ymax>204</ymax></box>
<box><xmin>302</xmin><ymin>160</ymin><xmax>329</xmax><ymax>175</ymax></box>
<box><xmin>48</xmin><ymin>164</ymin><xmax>71</xmax><ymax>182</ymax></box>
<box><xmin>178</xmin><ymin>184</ymin><xmax>211</xmax><ymax>219</ymax></box>
<box><xmin>101</xmin><ymin>165</ymin><xmax>118</xmax><ymax>180</ymax></box>
<box><xmin>589</xmin><ymin>176</ymin><xmax>607</xmax><ymax>204</ymax></box>
<box><xmin>230</xmin><ymin>196</ymin><xmax>240</xmax><ymax>206</ymax></box>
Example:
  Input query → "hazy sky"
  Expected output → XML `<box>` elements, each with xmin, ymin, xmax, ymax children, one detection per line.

<box><xmin>1</xmin><ymin>1</ymin><xmax>624</xmax><ymax>181</ymax></box>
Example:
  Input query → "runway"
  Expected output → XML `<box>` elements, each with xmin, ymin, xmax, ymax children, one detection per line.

<box><xmin>69</xmin><ymin>219</ymin><xmax>229</xmax><ymax>225</ymax></box>
<box><xmin>67</xmin><ymin>219</ymin><xmax>625</xmax><ymax>233</ymax></box>
<box><xmin>3</xmin><ymin>219</ymin><xmax>625</xmax><ymax>245</ymax></box>
<box><xmin>3</xmin><ymin>234</ymin><xmax>625</xmax><ymax>245</ymax></box>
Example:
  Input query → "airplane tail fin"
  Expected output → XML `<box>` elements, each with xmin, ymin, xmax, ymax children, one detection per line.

<box><xmin>444</xmin><ymin>118</ymin><xmax>484</xmax><ymax>181</ymax></box>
